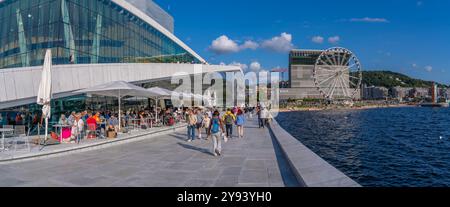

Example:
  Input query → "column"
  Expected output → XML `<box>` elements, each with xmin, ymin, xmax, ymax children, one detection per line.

<box><xmin>16</xmin><ymin>9</ymin><xmax>29</xmax><ymax>67</ymax></box>
<box><xmin>91</xmin><ymin>14</ymin><xmax>102</xmax><ymax>63</ymax></box>
<box><xmin>61</xmin><ymin>0</ymin><xmax>76</xmax><ymax>64</ymax></box>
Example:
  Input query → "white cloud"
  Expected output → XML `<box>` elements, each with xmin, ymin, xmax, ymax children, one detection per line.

<box><xmin>250</xmin><ymin>61</ymin><xmax>262</xmax><ymax>71</ymax></box>
<box><xmin>229</xmin><ymin>61</ymin><xmax>248</xmax><ymax>71</ymax></box>
<box><xmin>240</xmin><ymin>40</ymin><xmax>259</xmax><ymax>50</ymax></box>
<box><xmin>209</xmin><ymin>36</ymin><xmax>260</xmax><ymax>54</ymax></box>
<box><xmin>425</xmin><ymin>65</ymin><xmax>433</xmax><ymax>72</ymax></box>
<box><xmin>261</xmin><ymin>33</ymin><xmax>294</xmax><ymax>53</ymax></box>
<box><xmin>412</xmin><ymin>63</ymin><xmax>418</xmax><ymax>68</ymax></box>
<box><xmin>209</xmin><ymin>35</ymin><xmax>240</xmax><ymax>54</ymax></box>
<box><xmin>328</xmin><ymin>36</ymin><xmax>340</xmax><ymax>44</ymax></box>
<box><xmin>350</xmin><ymin>17</ymin><xmax>390</xmax><ymax>23</ymax></box>
<box><xmin>312</xmin><ymin>36</ymin><xmax>324</xmax><ymax>44</ymax></box>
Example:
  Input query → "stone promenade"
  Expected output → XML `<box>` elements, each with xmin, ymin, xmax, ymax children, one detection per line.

<box><xmin>0</xmin><ymin>118</ymin><xmax>300</xmax><ymax>187</ymax></box>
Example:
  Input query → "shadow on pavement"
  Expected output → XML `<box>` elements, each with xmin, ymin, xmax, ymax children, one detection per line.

<box><xmin>177</xmin><ymin>142</ymin><xmax>214</xmax><ymax>156</ymax></box>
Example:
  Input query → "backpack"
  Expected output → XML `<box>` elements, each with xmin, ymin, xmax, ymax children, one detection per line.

<box><xmin>225</xmin><ymin>114</ymin><xmax>234</xmax><ymax>125</ymax></box>
<box><xmin>211</xmin><ymin>118</ymin><xmax>220</xmax><ymax>134</ymax></box>
<box><xmin>168</xmin><ymin>117</ymin><xmax>175</xmax><ymax>126</ymax></box>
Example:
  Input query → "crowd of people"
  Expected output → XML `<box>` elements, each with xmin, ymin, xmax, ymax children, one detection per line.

<box><xmin>54</xmin><ymin>108</ymin><xmax>184</xmax><ymax>143</ymax></box>
<box><xmin>184</xmin><ymin>106</ymin><xmax>250</xmax><ymax>157</ymax></box>
<box><xmin>1</xmin><ymin>103</ymin><xmax>273</xmax><ymax>153</ymax></box>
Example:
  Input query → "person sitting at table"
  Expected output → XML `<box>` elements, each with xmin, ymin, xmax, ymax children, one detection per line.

<box><xmin>108</xmin><ymin>114</ymin><xmax>120</xmax><ymax>133</ymax></box>
<box><xmin>68</xmin><ymin>111</ymin><xmax>76</xmax><ymax>125</ymax></box>
<box><xmin>81</xmin><ymin>110</ymin><xmax>88</xmax><ymax>122</ymax></box>
<box><xmin>93</xmin><ymin>112</ymin><xmax>101</xmax><ymax>124</ymax></box>
<box><xmin>86</xmin><ymin>113</ymin><xmax>97</xmax><ymax>139</ymax></box>
<box><xmin>58</xmin><ymin>114</ymin><xmax>69</xmax><ymax>125</ymax></box>
<box><xmin>139</xmin><ymin>112</ymin><xmax>147</xmax><ymax>129</ymax></box>
<box><xmin>104</xmin><ymin>111</ymin><xmax>111</xmax><ymax>120</ymax></box>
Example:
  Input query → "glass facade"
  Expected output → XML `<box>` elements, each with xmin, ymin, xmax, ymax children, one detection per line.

<box><xmin>0</xmin><ymin>0</ymin><xmax>201</xmax><ymax>69</ymax></box>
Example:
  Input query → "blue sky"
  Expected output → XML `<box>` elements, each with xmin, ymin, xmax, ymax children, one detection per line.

<box><xmin>154</xmin><ymin>0</ymin><xmax>450</xmax><ymax>84</ymax></box>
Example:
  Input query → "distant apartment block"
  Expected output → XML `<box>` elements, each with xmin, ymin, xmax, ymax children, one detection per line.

<box><xmin>362</xmin><ymin>85</ymin><xmax>389</xmax><ymax>100</ymax></box>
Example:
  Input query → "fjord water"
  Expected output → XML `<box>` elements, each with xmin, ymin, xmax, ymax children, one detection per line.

<box><xmin>276</xmin><ymin>107</ymin><xmax>450</xmax><ymax>187</ymax></box>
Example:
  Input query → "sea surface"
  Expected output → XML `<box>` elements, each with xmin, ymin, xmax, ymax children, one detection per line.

<box><xmin>276</xmin><ymin>107</ymin><xmax>450</xmax><ymax>187</ymax></box>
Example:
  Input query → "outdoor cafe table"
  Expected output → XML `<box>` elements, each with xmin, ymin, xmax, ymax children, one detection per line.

<box><xmin>129</xmin><ymin>118</ymin><xmax>153</xmax><ymax>130</ymax></box>
<box><xmin>142</xmin><ymin>117</ymin><xmax>154</xmax><ymax>129</ymax></box>
<box><xmin>0</xmin><ymin>128</ymin><xmax>14</xmax><ymax>151</ymax></box>
<box><xmin>53</xmin><ymin>124</ymin><xmax>71</xmax><ymax>142</ymax></box>
<box><xmin>129</xmin><ymin>118</ymin><xmax>140</xmax><ymax>130</ymax></box>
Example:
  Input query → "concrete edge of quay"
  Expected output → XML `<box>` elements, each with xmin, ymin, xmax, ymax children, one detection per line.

<box><xmin>268</xmin><ymin>119</ymin><xmax>361</xmax><ymax>187</ymax></box>
<box><xmin>0</xmin><ymin>124</ymin><xmax>187</xmax><ymax>165</ymax></box>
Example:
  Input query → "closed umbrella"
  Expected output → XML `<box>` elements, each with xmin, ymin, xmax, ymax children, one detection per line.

<box><xmin>36</xmin><ymin>49</ymin><xmax>52</xmax><ymax>144</ymax></box>
<box><xmin>75</xmin><ymin>81</ymin><xmax>159</xmax><ymax>131</ymax></box>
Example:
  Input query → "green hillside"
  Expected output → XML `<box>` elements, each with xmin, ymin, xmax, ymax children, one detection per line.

<box><xmin>351</xmin><ymin>71</ymin><xmax>449</xmax><ymax>88</ymax></box>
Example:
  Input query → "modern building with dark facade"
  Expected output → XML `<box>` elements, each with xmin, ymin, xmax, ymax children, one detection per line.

<box><xmin>281</xmin><ymin>50</ymin><xmax>325</xmax><ymax>100</ymax></box>
<box><xmin>0</xmin><ymin>0</ymin><xmax>240</xmax><ymax>113</ymax></box>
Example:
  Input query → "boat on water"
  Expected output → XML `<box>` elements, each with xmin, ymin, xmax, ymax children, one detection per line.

<box><xmin>418</xmin><ymin>102</ymin><xmax>450</xmax><ymax>108</ymax></box>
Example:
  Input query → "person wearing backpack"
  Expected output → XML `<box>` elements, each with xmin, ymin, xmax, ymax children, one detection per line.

<box><xmin>235</xmin><ymin>109</ymin><xmax>246</xmax><ymax>139</ymax></box>
<box><xmin>209</xmin><ymin>110</ymin><xmax>225</xmax><ymax>156</ymax></box>
<box><xmin>222</xmin><ymin>108</ymin><xmax>236</xmax><ymax>139</ymax></box>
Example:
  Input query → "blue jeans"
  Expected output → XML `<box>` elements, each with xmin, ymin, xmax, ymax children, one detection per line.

<box><xmin>187</xmin><ymin>125</ymin><xmax>196</xmax><ymax>140</ymax></box>
<box><xmin>226</xmin><ymin>124</ymin><xmax>233</xmax><ymax>138</ymax></box>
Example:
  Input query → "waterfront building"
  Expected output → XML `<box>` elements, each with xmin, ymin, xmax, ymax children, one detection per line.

<box><xmin>409</xmin><ymin>88</ymin><xmax>430</xmax><ymax>99</ymax></box>
<box><xmin>280</xmin><ymin>49</ymin><xmax>360</xmax><ymax>100</ymax></box>
<box><xmin>390</xmin><ymin>87</ymin><xmax>414</xmax><ymax>101</ymax></box>
<box><xmin>0</xmin><ymin>0</ymin><xmax>240</xmax><ymax>118</ymax></box>
<box><xmin>439</xmin><ymin>88</ymin><xmax>450</xmax><ymax>102</ymax></box>
<box><xmin>362</xmin><ymin>85</ymin><xmax>388</xmax><ymax>100</ymax></box>
<box><xmin>281</xmin><ymin>50</ymin><xmax>322</xmax><ymax>100</ymax></box>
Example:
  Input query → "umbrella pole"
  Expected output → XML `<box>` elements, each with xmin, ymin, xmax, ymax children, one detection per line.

<box><xmin>155</xmin><ymin>98</ymin><xmax>158</xmax><ymax>125</ymax></box>
<box><xmin>40</xmin><ymin>117</ymin><xmax>48</xmax><ymax>151</ymax></box>
<box><xmin>118</xmin><ymin>90</ymin><xmax>121</xmax><ymax>132</ymax></box>
<box><xmin>45</xmin><ymin>117</ymin><xmax>48</xmax><ymax>142</ymax></box>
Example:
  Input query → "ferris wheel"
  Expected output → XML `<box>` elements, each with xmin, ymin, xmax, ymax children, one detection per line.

<box><xmin>313</xmin><ymin>47</ymin><xmax>362</xmax><ymax>100</ymax></box>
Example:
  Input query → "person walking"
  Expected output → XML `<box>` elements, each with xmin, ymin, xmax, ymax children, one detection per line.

<box><xmin>235</xmin><ymin>109</ymin><xmax>246</xmax><ymax>139</ymax></box>
<box><xmin>186</xmin><ymin>109</ymin><xmax>197</xmax><ymax>142</ymax></box>
<box><xmin>195</xmin><ymin>109</ymin><xmax>204</xmax><ymax>140</ymax></box>
<box><xmin>209</xmin><ymin>110</ymin><xmax>225</xmax><ymax>156</ymax></box>
<box><xmin>202</xmin><ymin>114</ymin><xmax>211</xmax><ymax>140</ymax></box>
<box><xmin>261</xmin><ymin>107</ymin><xmax>269</xmax><ymax>128</ymax></box>
<box><xmin>260</xmin><ymin>107</ymin><xmax>267</xmax><ymax>128</ymax></box>
<box><xmin>256</xmin><ymin>106</ymin><xmax>263</xmax><ymax>128</ymax></box>
<box><xmin>222</xmin><ymin>108</ymin><xmax>236</xmax><ymax>140</ymax></box>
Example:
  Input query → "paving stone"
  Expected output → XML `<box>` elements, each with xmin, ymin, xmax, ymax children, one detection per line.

<box><xmin>238</xmin><ymin>170</ymin><xmax>269</xmax><ymax>184</ymax></box>
<box><xmin>243</xmin><ymin>159</ymin><xmax>266</xmax><ymax>170</ymax></box>
<box><xmin>0</xmin><ymin>118</ymin><xmax>294</xmax><ymax>187</ymax></box>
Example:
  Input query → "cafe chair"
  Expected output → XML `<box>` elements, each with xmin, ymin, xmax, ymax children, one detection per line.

<box><xmin>13</xmin><ymin>125</ymin><xmax>30</xmax><ymax>152</ymax></box>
